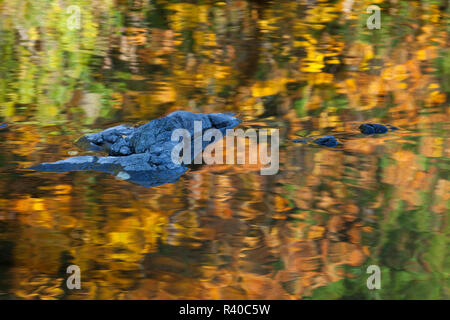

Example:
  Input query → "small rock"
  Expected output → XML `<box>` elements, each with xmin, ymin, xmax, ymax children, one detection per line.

<box><xmin>314</xmin><ymin>136</ymin><xmax>338</xmax><ymax>148</ymax></box>
<box><xmin>116</xmin><ymin>171</ymin><xmax>130</xmax><ymax>180</ymax></box>
<box><xmin>359</xmin><ymin>123</ymin><xmax>388</xmax><ymax>134</ymax></box>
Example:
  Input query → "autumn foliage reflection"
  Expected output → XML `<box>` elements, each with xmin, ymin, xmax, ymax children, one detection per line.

<box><xmin>0</xmin><ymin>0</ymin><xmax>448</xmax><ymax>299</ymax></box>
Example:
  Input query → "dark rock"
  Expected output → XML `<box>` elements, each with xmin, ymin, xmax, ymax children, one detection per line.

<box><xmin>29</xmin><ymin>111</ymin><xmax>241</xmax><ymax>188</ymax></box>
<box><xmin>314</xmin><ymin>136</ymin><xmax>338</xmax><ymax>148</ymax></box>
<box><xmin>359</xmin><ymin>123</ymin><xmax>388</xmax><ymax>134</ymax></box>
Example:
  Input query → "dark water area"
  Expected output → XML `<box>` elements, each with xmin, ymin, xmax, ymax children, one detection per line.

<box><xmin>0</xmin><ymin>1</ymin><xmax>448</xmax><ymax>299</ymax></box>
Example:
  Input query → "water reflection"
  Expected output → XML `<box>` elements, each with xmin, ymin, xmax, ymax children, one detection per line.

<box><xmin>0</xmin><ymin>0</ymin><xmax>448</xmax><ymax>299</ymax></box>
<box><xmin>28</xmin><ymin>111</ymin><xmax>241</xmax><ymax>188</ymax></box>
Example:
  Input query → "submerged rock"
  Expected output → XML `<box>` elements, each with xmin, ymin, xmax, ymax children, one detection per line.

<box><xmin>359</xmin><ymin>123</ymin><xmax>399</xmax><ymax>135</ymax></box>
<box><xmin>29</xmin><ymin>111</ymin><xmax>241</xmax><ymax>187</ymax></box>
<box><xmin>314</xmin><ymin>135</ymin><xmax>338</xmax><ymax>148</ymax></box>
<box><xmin>293</xmin><ymin>123</ymin><xmax>399</xmax><ymax>147</ymax></box>
<box><xmin>387</xmin><ymin>124</ymin><xmax>400</xmax><ymax>131</ymax></box>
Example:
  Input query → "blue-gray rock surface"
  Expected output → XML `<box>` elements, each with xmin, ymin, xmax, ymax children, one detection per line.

<box><xmin>29</xmin><ymin>111</ymin><xmax>241</xmax><ymax>187</ymax></box>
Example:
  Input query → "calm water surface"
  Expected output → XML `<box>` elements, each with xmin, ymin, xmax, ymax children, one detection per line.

<box><xmin>0</xmin><ymin>1</ymin><xmax>448</xmax><ymax>299</ymax></box>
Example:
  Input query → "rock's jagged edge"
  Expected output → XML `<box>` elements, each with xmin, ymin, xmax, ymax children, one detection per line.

<box><xmin>29</xmin><ymin>111</ymin><xmax>241</xmax><ymax>188</ymax></box>
<box><xmin>359</xmin><ymin>123</ymin><xmax>399</xmax><ymax>135</ymax></box>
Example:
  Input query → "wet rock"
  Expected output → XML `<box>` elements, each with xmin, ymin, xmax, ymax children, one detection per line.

<box><xmin>29</xmin><ymin>111</ymin><xmax>241</xmax><ymax>188</ymax></box>
<box><xmin>293</xmin><ymin>135</ymin><xmax>338</xmax><ymax>148</ymax></box>
<box><xmin>358</xmin><ymin>123</ymin><xmax>398</xmax><ymax>135</ymax></box>
<box><xmin>292</xmin><ymin>138</ymin><xmax>308</xmax><ymax>143</ymax></box>
<box><xmin>314</xmin><ymin>135</ymin><xmax>338</xmax><ymax>148</ymax></box>
<box><xmin>294</xmin><ymin>123</ymin><xmax>399</xmax><ymax>148</ymax></box>
<box><xmin>387</xmin><ymin>124</ymin><xmax>400</xmax><ymax>131</ymax></box>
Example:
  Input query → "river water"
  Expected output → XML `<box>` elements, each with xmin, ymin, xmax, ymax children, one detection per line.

<box><xmin>0</xmin><ymin>1</ymin><xmax>448</xmax><ymax>299</ymax></box>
